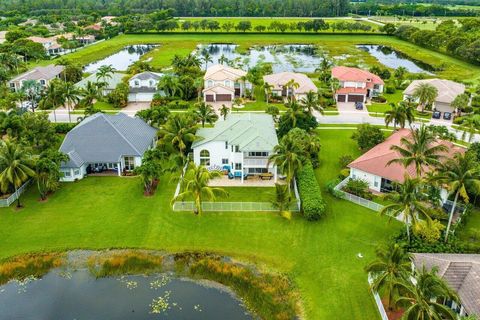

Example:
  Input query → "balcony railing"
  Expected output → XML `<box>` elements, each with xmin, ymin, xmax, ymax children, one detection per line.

<box><xmin>243</xmin><ymin>158</ymin><xmax>269</xmax><ymax>167</ymax></box>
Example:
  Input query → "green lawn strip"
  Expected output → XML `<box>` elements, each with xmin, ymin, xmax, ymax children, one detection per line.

<box><xmin>29</xmin><ymin>33</ymin><xmax>480</xmax><ymax>84</ymax></box>
<box><xmin>458</xmin><ymin>208</ymin><xmax>480</xmax><ymax>242</ymax></box>
<box><xmin>0</xmin><ymin>129</ymin><xmax>400</xmax><ymax>320</ymax></box>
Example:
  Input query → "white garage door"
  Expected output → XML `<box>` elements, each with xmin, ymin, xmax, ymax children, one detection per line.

<box><xmin>435</xmin><ymin>102</ymin><xmax>453</xmax><ymax>113</ymax></box>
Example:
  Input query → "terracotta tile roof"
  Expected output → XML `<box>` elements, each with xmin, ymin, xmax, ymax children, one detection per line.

<box><xmin>413</xmin><ymin>253</ymin><xmax>480</xmax><ymax>316</ymax></box>
<box><xmin>332</xmin><ymin>66</ymin><xmax>384</xmax><ymax>85</ymax></box>
<box><xmin>336</xmin><ymin>87</ymin><xmax>367</xmax><ymax>95</ymax></box>
<box><xmin>348</xmin><ymin>129</ymin><xmax>465</xmax><ymax>183</ymax></box>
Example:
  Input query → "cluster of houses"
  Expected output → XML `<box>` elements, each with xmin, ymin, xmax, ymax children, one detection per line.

<box><xmin>28</xmin><ymin>33</ymin><xmax>96</xmax><ymax>56</ymax></box>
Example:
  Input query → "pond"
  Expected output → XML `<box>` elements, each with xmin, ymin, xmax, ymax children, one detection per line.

<box><xmin>0</xmin><ymin>269</ymin><xmax>252</xmax><ymax>320</ymax></box>
<box><xmin>357</xmin><ymin>44</ymin><xmax>435</xmax><ymax>74</ymax></box>
<box><xmin>197</xmin><ymin>43</ymin><xmax>322</xmax><ymax>73</ymax></box>
<box><xmin>84</xmin><ymin>44</ymin><xmax>157</xmax><ymax>73</ymax></box>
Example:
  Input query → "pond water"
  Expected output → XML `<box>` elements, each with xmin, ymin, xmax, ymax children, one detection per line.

<box><xmin>197</xmin><ymin>44</ymin><xmax>322</xmax><ymax>73</ymax></box>
<box><xmin>357</xmin><ymin>44</ymin><xmax>434</xmax><ymax>74</ymax></box>
<box><xmin>84</xmin><ymin>45</ymin><xmax>157</xmax><ymax>73</ymax></box>
<box><xmin>0</xmin><ymin>269</ymin><xmax>252</xmax><ymax>320</ymax></box>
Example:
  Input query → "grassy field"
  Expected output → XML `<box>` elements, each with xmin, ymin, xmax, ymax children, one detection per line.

<box><xmin>369</xmin><ymin>16</ymin><xmax>464</xmax><ymax>30</ymax></box>
<box><xmin>40</xmin><ymin>33</ymin><xmax>480</xmax><ymax>84</ymax></box>
<box><xmin>0</xmin><ymin>128</ymin><xmax>400</xmax><ymax>320</ymax></box>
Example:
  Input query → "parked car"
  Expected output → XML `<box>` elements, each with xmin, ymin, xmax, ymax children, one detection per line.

<box><xmin>443</xmin><ymin>112</ymin><xmax>452</xmax><ymax>120</ymax></box>
<box><xmin>432</xmin><ymin>111</ymin><xmax>441</xmax><ymax>119</ymax></box>
<box><xmin>355</xmin><ymin>101</ymin><xmax>363</xmax><ymax>110</ymax></box>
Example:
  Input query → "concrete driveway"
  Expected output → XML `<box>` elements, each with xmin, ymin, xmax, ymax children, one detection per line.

<box><xmin>124</xmin><ymin>102</ymin><xmax>150</xmax><ymax>113</ymax></box>
<box><xmin>336</xmin><ymin>102</ymin><xmax>368</xmax><ymax>114</ymax></box>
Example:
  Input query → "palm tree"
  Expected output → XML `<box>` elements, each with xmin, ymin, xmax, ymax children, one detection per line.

<box><xmin>268</xmin><ymin>134</ymin><xmax>304</xmax><ymax>192</ymax></box>
<box><xmin>172</xmin><ymin>163</ymin><xmax>228</xmax><ymax>215</ymax></box>
<box><xmin>218</xmin><ymin>54</ymin><xmax>228</xmax><ymax>65</ymax></box>
<box><xmin>283</xmin><ymin>79</ymin><xmax>300</xmax><ymax>100</ymax></box>
<box><xmin>315</xmin><ymin>55</ymin><xmax>333</xmax><ymax>83</ymax></box>
<box><xmin>194</xmin><ymin>102</ymin><xmax>218</xmax><ymax>127</ymax></box>
<box><xmin>0</xmin><ymin>141</ymin><xmax>36</xmax><ymax>208</ymax></box>
<box><xmin>38</xmin><ymin>79</ymin><xmax>65</xmax><ymax>123</ymax></box>
<box><xmin>300</xmin><ymin>91</ymin><xmax>323</xmax><ymax>115</ymax></box>
<box><xmin>380</xmin><ymin>176</ymin><xmax>432</xmax><ymax>242</ymax></box>
<box><xmin>62</xmin><ymin>82</ymin><xmax>80</xmax><ymax>123</ymax></box>
<box><xmin>384</xmin><ymin>102</ymin><xmax>414</xmax><ymax>130</ymax></box>
<box><xmin>193</xmin><ymin>77</ymin><xmax>204</xmax><ymax>102</ymax></box>
<box><xmin>201</xmin><ymin>51</ymin><xmax>213</xmax><ymax>70</ymax></box>
<box><xmin>158</xmin><ymin>113</ymin><xmax>197</xmax><ymax>159</ymax></box>
<box><xmin>219</xmin><ymin>104</ymin><xmax>229</xmax><ymax>120</ymax></box>
<box><xmin>364</xmin><ymin>243</ymin><xmax>412</xmax><ymax>311</ymax></box>
<box><xmin>158</xmin><ymin>75</ymin><xmax>183</xmax><ymax>98</ymax></box>
<box><xmin>432</xmin><ymin>152</ymin><xmax>480</xmax><ymax>242</ymax></box>
<box><xmin>413</xmin><ymin>82</ymin><xmax>438</xmax><ymax>112</ymax></box>
<box><xmin>460</xmin><ymin>114</ymin><xmax>480</xmax><ymax>142</ymax></box>
<box><xmin>388</xmin><ymin>125</ymin><xmax>447</xmax><ymax>176</ymax></box>
<box><xmin>80</xmin><ymin>81</ymin><xmax>99</xmax><ymax>108</ymax></box>
<box><xmin>21</xmin><ymin>80</ymin><xmax>42</xmax><ymax>112</ymax></box>
<box><xmin>96</xmin><ymin>65</ymin><xmax>115</xmax><ymax>96</ymax></box>
<box><xmin>283</xmin><ymin>99</ymin><xmax>304</xmax><ymax>127</ymax></box>
<box><xmin>270</xmin><ymin>183</ymin><xmax>294</xmax><ymax>218</ymax></box>
<box><xmin>262</xmin><ymin>82</ymin><xmax>273</xmax><ymax>104</ymax></box>
<box><xmin>395</xmin><ymin>267</ymin><xmax>459</xmax><ymax>320</ymax></box>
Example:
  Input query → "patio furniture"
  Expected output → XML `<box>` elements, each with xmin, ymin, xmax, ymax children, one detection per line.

<box><xmin>259</xmin><ymin>173</ymin><xmax>274</xmax><ymax>180</ymax></box>
<box><xmin>234</xmin><ymin>171</ymin><xmax>242</xmax><ymax>178</ymax></box>
<box><xmin>228</xmin><ymin>172</ymin><xmax>234</xmax><ymax>179</ymax></box>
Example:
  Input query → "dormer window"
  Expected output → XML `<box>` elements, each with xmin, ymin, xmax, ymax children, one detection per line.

<box><xmin>225</xmin><ymin>80</ymin><xmax>231</xmax><ymax>87</ymax></box>
<box><xmin>134</xmin><ymin>80</ymin><xmax>139</xmax><ymax>87</ymax></box>
<box><xmin>207</xmin><ymin>80</ymin><xmax>213</xmax><ymax>87</ymax></box>
<box><xmin>149</xmin><ymin>80</ymin><xmax>154</xmax><ymax>87</ymax></box>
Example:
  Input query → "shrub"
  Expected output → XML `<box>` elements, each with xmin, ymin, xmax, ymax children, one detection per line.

<box><xmin>0</xmin><ymin>253</ymin><xmax>64</xmax><ymax>285</ymax></box>
<box><xmin>412</xmin><ymin>220</ymin><xmax>445</xmax><ymax>244</ymax></box>
<box><xmin>297</xmin><ymin>161</ymin><xmax>326</xmax><ymax>221</ymax></box>
<box><xmin>385</xmin><ymin>85</ymin><xmax>396</xmax><ymax>94</ymax></box>
<box><xmin>343</xmin><ymin>178</ymin><xmax>372</xmax><ymax>199</ymax></box>
<box><xmin>371</xmin><ymin>96</ymin><xmax>387</xmax><ymax>103</ymax></box>
<box><xmin>325</xmin><ymin>179</ymin><xmax>344</xmax><ymax>199</ymax></box>
<box><xmin>453</xmin><ymin>116</ymin><xmax>465</xmax><ymax>125</ymax></box>
<box><xmin>338</xmin><ymin>154</ymin><xmax>354</xmax><ymax>168</ymax></box>
<box><xmin>166</xmin><ymin>100</ymin><xmax>191</xmax><ymax>109</ymax></box>
<box><xmin>471</xmin><ymin>95</ymin><xmax>480</xmax><ymax>108</ymax></box>
<box><xmin>53</xmin><ymin>122</ymin><xmax>77</xmax><ymax>134</ymax></box>
<box><xmin>88</xmin><ymin>251</ymin><xmax>164</xmax><ymax>277</ymax></box>
<box><xmin>351</xmin><ymin>124</ymin><xmax>385</xmax><ymax>151</ymax></box>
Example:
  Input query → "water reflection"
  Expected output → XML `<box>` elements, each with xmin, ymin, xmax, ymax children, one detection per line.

<box><xmin>84</xmin><ymin>44</ymin><xmax>157</xmax><ymax>73</ymax></box>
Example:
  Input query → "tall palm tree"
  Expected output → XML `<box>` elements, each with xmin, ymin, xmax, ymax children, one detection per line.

<box><xmin>395</xmin><ymin>267</ymin><xmax>459</xmax><ymax>320</ymax></box>
<box><xmin>432</xmin><ymin>152</ymin><xmax>480</xmax><ymax>242</ymax></box>
<box><xmin>80</xmin><ymin>81</ymin><xmax>99</xmax><ymax>108</ymax></box>
<box><xmin>96</xmin><ymin>64</ymin><xmax>115</xmax><ymax>96</ymax></box>
<box><xmin>413</xmin><ymin>82</ymin><xmax>438</xmax><ymax>112</ymax></box>
<box><xmin>158</xmin><ymin>113</ymin><xmax>197</xmax><ymax>159</ymax></box>
<box><xmin>0</xmin><ymin>141</ymin><xmax>36</xmax><ymax>208</ymax></box>
<box><xmin>218</xmin><ymin>54</ymin><xmax>228</xmax><ymax>65</ymax></box>
<box><xmin>268</xmin><ymin>134</ymin><xmax>303</xmax><ymax>192</ymax></box>
<box><xmin>38</xmin><ymin>79</ymin><xmax>65</xmax><ymax>123</ymax></box>
<box><xmin>262</xmin><ymin>82</ymin><xmax>273</xmax><ymax>104</ymax></box>
<box><xmin>384</xmin><ymin>103</ymin><xmax>403</xmax><ymax>130</ymax></box>
<box><xmin>193</xmin><ymin>77</ymin><xmax>204</xmax><ymax>102</ymax></box>
<box><xmin>201</xmin><ymin>51</ymin><xmax>213</xmax><ymax>71</ymax></box>
<box><xmin>172</xmin><ymin>163</ymin><xmax>228</xmax><ymax>215</ymax></box>
<box><xmin>21</xmin><ymin>80</ymin><xmax>42</xmax><ymax>112</ymax></box>
<box><xmin>62</xmin><ymin>82</ymin><xmax>80</xmax><ymax>123</ymax></box>
<box><xmin>283</xmin><ymin>79</ymin><xmax>300</xmax><ymax>100</ymax></box>
<box><xmin>380</xmin><ymin>176</ymin><xmax>432</xmax><ymax>242</ymax></box>
<box><xmin>365</xmin><ymin>243</ymin><xmax>412</xmax><ymax>311</ymax></box>
<box><xmin>158</xmin><ymin>75</ymin><xmax>183</xmax><ymax>98</ymax></box>
<box><xmin>459</xmin><ymin>114</ymin><xmax>480</xmax><ymax>142</ymax></box>
<box><xmin>219</xmin><ymin>104</ymin><xmax>229</xmax><ymax>120</ymax></box>
<box><xmin>315</xmin><ymin>55</ymin><xmax>333</xmax><ymax>83</ymax></box>
<box><xmin>283</xmin><ymin>99</ymin><xmax>304</xmax><ymax>127</ymax></box>
<box><xmin>300</xmin><ymin>90</ymin><xmax>323</xmax><ymax>115</ymax></box>
<box><xmin>194</xmin><ymin>102</ymin><xmax>218</xmax><ymax>127</ymax></box>
<box><xmin>388</xmin><ymin>125</ymin><xmax>447</xmax><ymax>177</ymax></box>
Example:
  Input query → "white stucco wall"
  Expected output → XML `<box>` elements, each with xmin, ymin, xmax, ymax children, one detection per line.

<box><xmin>60</xmin><ymin>164</ymin><xmax>87</xmax><ymax>182</ymax></box>
<box><xmin>193</xmin><ymin>141</ymin><xmax>231</xmax><ymax>167</ymax></box>
<box><xmin>349</xmin><ymin>168</ymin><xmax>382</xmax><ymax>192</ymax></box>
<box><xmin>129</xmin><ymin>78</ymin><xmax>158</xmax><ymax>88</ymax></box>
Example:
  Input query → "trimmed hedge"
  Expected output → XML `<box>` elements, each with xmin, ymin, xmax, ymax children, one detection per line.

<box><xmin>297</xmin><ymin>161</ymin><xmax>326</xmax><ymax>221</ymax></box>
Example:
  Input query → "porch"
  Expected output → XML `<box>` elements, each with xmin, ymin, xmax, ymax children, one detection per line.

<box><xmin>209</xmin><ymin>174</ymin><xmax>285</xmax><ymax>187</ymax></box>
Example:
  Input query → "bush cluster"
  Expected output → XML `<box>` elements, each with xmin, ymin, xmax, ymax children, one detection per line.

<box><xmin>297</xmin><ymin>161</ymin><xmax>326</xmax><ymax>221</ymax></box>
<box><xmin>53</xmin><ymin>122</ymin><xmax>77</xmax><ymax>134</ymax></box>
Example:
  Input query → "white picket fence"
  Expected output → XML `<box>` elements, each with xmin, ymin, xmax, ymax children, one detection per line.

<box><xmin>0</xmin><ymin>180</ymin><xmax>31</xmax><ymax>207</ymax></box>
<box><xmin>368</xmin><ymin>274</ymin><xmax>389</xmax><ymax>320</ymax></box>
<box><xmin>334</xmin><ymin>178</ymin><xmax>385</xmax><ymax>212</ymax></box>
<box><xmin>173</xmin><ymin>201</ymin><xmax>299</xmax><ymax>212</ymax></box>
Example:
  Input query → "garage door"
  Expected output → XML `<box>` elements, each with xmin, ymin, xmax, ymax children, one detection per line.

<box><xmin>347</xmin><ymin>94</ymin><xmax>364</xmax><ymax>102</ymax></box>
<box><xmin>216</xmin><ymin>94</ymin><xmax>232</xmax><ymax>101</ymax></box>
<box><xmin>435</xmin><ymin>102</ymin><xmax>453</xmax><ymax>113</ymax></box>
<box><xmin>136</xmin><ymin>92</ymin><xmax>154</xmax><ymax>102</ymax></box>
<box><xmin>337</xmin><ymin>94</ymin><xmax>346</xmax><ymax>102</ymax></box>
<box><xmin>205</xmin><ymin>94</ymin><xmax>214</xmax><ymax>102</ymax></box>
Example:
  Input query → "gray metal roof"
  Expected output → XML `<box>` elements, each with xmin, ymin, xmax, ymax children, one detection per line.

<box><xmin>413</xmin><ymin>253</ymin><xmax>480</xmax><ymax>316</ymax></box>
<box><xmin>130</xmin><ymin>71</ymin><xmax>163</xmax><ymax>81</ymax></box>
<box><xmin>60</xmin><ymin>113</ymin><xmax>157</xmax><ymax>168</ymax></box>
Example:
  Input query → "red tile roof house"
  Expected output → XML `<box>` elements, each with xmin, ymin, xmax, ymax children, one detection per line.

<box><xmin>331</xmin><ymin>66</ymin><xmax>384</xmax><ymax>103</ymax></box>
<box><xmin>347</xmin><ymin>129</ymin><xmax>465</xmax><ymax>203</ymax></box>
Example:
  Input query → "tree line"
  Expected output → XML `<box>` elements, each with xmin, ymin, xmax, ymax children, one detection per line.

<box><xmin>0</xmin><ymin>0</ymin><xmax>350</xmax><ymax>17</ymax></box>
<box><xmin>351</xmin><ymin>2</ymin><xmax>480</xmax><ymax>17</ymax></box>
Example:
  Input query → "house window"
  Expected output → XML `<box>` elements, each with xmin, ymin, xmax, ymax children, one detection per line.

<box><xmin>374</xmin><ymin>180</ymin><xmax>378</xmax><ymax>187</ymax></box>
<box><xmin>124</xmin><ymin>156</ymin><xmax>135</xmax><ymax>171</ymax></box>
<box><xmin>248</xmin><ymin>168</ymin><xmax>268</xmax><ymax>174</ymax></box>
<box><xmin>63</xmin><ymin>170</ymin><xmax>71</xmax><ymax>177</ymax></box>
<box><xmin>134</xmin><ymin>80</ymin><xmax>139</xmax><ymax>87</ymax></box>
<box><xmin>235</xmin><ymin>145</ymin><xmax>240</xmax><ymax>152</ymax></box>
<box><xmin>225</xmin><ymin>80</ymin><xmax>231</xmax><ymax>87</ymax></box>
<box><xmin>149</xmin><ymin>80</ymin><xmax>154</xmax><ymax>87</ymax></box>
<box><xmin>200</xmin><ymin>149</ymin><xmax>210</xmax><ymax>166</ymax></box>
<box><xmin>39</xmin><ymin>79</ymin><xmax>46</xmax><ymax>86</ymax></box>
<box><xmin>225</xmin><ymin>141</ymin><xmax>228</xmax><ymax>149</ymax></box>
<box><xmin>222</xmin><ymin>158</ymin><xmax>228</xmax><ymax>164</ymax></box>
<box><xmin>74</xmin><ymin>169</ymin><xmax>80</xmax><ymax>175</ymax></box>
<box><xmin>248</xmin><ymin>152</ymin><xmax>268</xmax><ymax>157</ymax></box>
<box><xmin>207</xmin><ymin>80</ymin><xmax>213</xmax><ymax>87</ymax></box>
<box><xmin>235</xmin><ymin>163</ymin><xmax>242</xmax><ymax>170</ymax></box>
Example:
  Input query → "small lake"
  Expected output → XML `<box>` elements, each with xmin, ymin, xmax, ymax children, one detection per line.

<box><xmin>0</xmin><ymin>269</ymin><xmax>252</xmax><ymax>320</ymax></box>
<box><xmin>357</xmin><ymin>44</ymin><xmax>434</xmax><ymax>74</ymax></box>
<box><xmin>197</xmin><ymin>44</ymin><xmax>322</xmax><ymax>73</ymax></box>
<box><xmin>84</xmin><ymin>44</ymin><xmax>157</xmax><ymax>73</ymax></box>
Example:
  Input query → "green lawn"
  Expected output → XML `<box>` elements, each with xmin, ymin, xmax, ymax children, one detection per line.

<box><xmin>242</xmin><ymin>86</ymin><xmax>285</xmax><ymax>111</ymax></box>
<box><xmin>0</xmin><ymin>129</ymin><xmax>400</xmax><ymax>320</ymax></box>
<box><xmin>34</xmin><ymin>33</ymin><xmax>480</xmax><ymax>84</ymax></box>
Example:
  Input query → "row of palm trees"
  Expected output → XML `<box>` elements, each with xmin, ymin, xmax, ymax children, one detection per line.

<box><xmin>366</xmin><ymin>243</ymin><xmax>459</xmax><ymax>319</ymax></box>
<box><xmin>380</xmin><ymin>125</ymin><xmax>480</xmax><ymax>243</ymax></box>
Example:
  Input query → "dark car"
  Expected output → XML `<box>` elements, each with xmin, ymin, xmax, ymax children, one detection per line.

<box><xmin>443</xmin><ymin>112</ymin><xmax>452</xmax><ymax>120</ymax></box>
<box><xmin>355</xmin><ymin>101</ymin><xmax>363</xmax><ymax>110</ymax></box>
<box><xmin>432</xmin><ymin>111</ymin><xmax>441</xmax><ymax>119</ymax></box>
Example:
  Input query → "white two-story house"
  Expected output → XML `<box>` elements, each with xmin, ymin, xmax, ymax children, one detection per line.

<box><xmin>331</xmin><ymin>66</ymin><xmax>384</xmax><ymax>103</ymax></box>
<box><xmin>203</xmin><ymin>64</ymin><xmax>252</xmax><ymax>103</ymax></box>
<box><xmin>192</xmin><ymin>113</ymin><xmax>278</xmax><ymax>182</ymax></box>
<box><xmin>128</xmin><ymin>71</ymin><xmax>164</xmax><ymax>102</ymax></box>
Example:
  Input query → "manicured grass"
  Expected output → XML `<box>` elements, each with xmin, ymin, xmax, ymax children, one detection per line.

<box><xmin>0</xmin><ymin>129</ymin><xmax>400</xmax><ymax>320</ymax></box>
<box><xmin>242</xmin><ymin>86</ymin><xmax>285</xmax><ymax>111</ymax></box>
<box><xmin>35</xmin><ymin>33</ymin><xmax>480</xmax><ymax>84</ymax></box>
<box><xmin>220</xmin><ymin>187</ymin><xmax>275</xmax><ymax>202</ymax></box>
